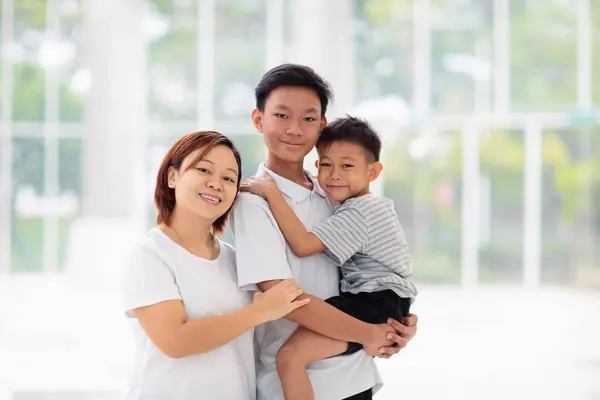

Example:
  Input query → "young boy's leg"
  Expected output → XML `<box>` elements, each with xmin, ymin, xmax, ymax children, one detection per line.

<box><xmin>276</xmin><ymin>326</ymin><xmax>349</xmax><ymax>400</ymax></box>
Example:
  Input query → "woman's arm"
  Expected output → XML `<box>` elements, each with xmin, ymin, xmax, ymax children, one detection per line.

<box><xmin>135</xmin><ymin>300</ymin><xmax>263</xmax><ymax>358</ymax></box>
<box><xmin>133</xmin><ymin>279</ymin><xmax>309</xmax><ymax>359</ymax></box>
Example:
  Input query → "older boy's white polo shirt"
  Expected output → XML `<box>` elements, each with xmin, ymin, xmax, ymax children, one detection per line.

<box><xmin>231</xmin><ymin>164</ymin><xmax>382</xmax><ymax>400</ymax></box>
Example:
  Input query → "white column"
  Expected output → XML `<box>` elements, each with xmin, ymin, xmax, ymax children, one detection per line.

<box><xmin>577</xmin><ymin>0</ymin><xmax>592</xmax><ymax>109</ymax></box>
<box><xmin>197</xmin><ymin>0</ymin><xmax>215</xmax><ymax>129</ymax></box>
<box><xmin>0</xmin><ymin>0</ymin><xmax>14</xmax><ymax>275</ymax></box>
<box><xmin>289</xmin><ymin>0</ymin><xmax>355</xmax><ymax>118</ymax></box>
<box><xmin>289</xmin><ymin>0</ymin><xmax>355</xmax><ymax>173</ymax></box>
<box><xmin>523</xmin><ymin>121</ymin><xmax>542</xmax><ymax>288</ymax></box>
<box><xmin>493</xmin><ymin>0</ymin><xmax>510</xmax><ymax>114</ymax></box>
<box><xmin>413</xmin><ymin>0</ymin><xmax>431</xmax><ymax>119</ymax></box>
<box><xmin>265</xmin><ymin>0</ymin><xmax>284</xmax><ymax>69</ymax></box>
<box><xmin>82</xmin><ymin>0</ymin><xmax>147</xmax><ymax>220</ymax></box>
<box><xmin>461</xmin><ymin>124</ymin><xmax>480</xmax><ymax>288</ymax></box>
<box><xmin>42</xmin><ymin>0</ymin><xmax>60</xmax><ymax>273</ymax></box>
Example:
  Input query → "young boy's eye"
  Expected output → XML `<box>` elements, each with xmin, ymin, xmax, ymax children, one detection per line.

<box><xmin>319</xmin><ymin>163</ymin><xmax>331</xmax><ymax>167</ymax></box>
<box><xmin>342</xmin><ymin>164</ymin><xmax>354</xmax><ymax>168</ymax></box>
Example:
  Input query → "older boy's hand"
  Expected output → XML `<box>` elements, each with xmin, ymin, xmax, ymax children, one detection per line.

<box><xmin>373</xmin><ymin>314</ymin><xmax>418</xmax><ymax>358</ymax></box>
<box><xmin>240</xmin><ymin>173</ymin><xmax>278</xmax><ymax>199</ymax></box>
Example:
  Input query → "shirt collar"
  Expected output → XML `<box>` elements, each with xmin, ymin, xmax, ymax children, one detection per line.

<box><xmin>256</xmin><ymin>163</ymin><xmax>327</xmax><ymax>203</ymax></box>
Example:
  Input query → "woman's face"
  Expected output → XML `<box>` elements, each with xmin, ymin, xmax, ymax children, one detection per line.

<box><xmin>169</xmin><ymin>145</ymin><xmax>240</xmax><ymax>224</ymax></box>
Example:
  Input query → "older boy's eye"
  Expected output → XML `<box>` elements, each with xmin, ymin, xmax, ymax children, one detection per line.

<box><xmin>304</xmin><ymin>117</ymin><xmax>316</xmax><ymax>122</ymax></box>
<box><xmin>274</xmin><ymin>113</ymin><xmax>287</xmax><ymax>119</ymax></box>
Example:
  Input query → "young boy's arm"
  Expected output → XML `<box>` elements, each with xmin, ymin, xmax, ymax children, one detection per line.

<box><xmin>240</xmin><ymin>173</ymin><xmax>370</xmax><ymax>262</ymax></box>
<box><xmin>240</xmin><ymin>174</ymin><xmax>325</xmax><ymax>257</ymax></box>
<box><xmin>264</xmin><ymin>190</ymin><xmax>326</xmax><ymax>257</ymax></box>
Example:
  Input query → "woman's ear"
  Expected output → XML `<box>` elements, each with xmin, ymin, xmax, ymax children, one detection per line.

<box><xmin>368</xmin><ymin>162</ymin><xmax>383</xmax><ymax>182</ymax></box>
<box><xmin>167</xmin><ymin>167</ymin><xmax>177</xmax><ymax>188</ymax></box>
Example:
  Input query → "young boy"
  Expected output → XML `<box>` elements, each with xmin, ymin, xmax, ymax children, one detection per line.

<box><xmin>241</xmin><ymin>115</ymin><xmax>418</xmax><ymax>400</ymax></box>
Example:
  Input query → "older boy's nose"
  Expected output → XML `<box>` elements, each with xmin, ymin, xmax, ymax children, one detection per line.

<box><xmin>285</xmin><ymin>124</ymin><xmax>303</xmax><ymax>136</ymax></box>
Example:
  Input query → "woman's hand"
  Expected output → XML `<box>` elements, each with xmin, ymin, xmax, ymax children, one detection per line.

<box><xmin>239</xmin><ymin>173</ymin><xmax>278</xmax><ymax>199</ymax></box>
<box><xmin>252</xmin><ymin>279</ymin><xmax>310</xmax><ymax>322</ymax></box>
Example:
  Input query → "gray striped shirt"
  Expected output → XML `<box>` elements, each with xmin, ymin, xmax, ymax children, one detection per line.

<box><xmin>312</xmin><ymin>194</ymin><xmax>418</xmax><ymax>299</ymax></box>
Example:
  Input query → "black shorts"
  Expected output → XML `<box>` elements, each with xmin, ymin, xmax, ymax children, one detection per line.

<box><xmin>325</xmin><ymin>289</ymin><xmax>411</xmax><ymax>355</ymax></box>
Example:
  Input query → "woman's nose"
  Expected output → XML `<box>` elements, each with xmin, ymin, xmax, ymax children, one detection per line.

<box><xmin>207</xmin><ymin>180</ymin><xmax>222</xmax><ymax>191</ymax></box>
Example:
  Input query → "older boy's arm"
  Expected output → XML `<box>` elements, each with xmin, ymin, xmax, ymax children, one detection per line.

<box><xmin>232</xmin><ymin>198</ymin><xmax>408</xmax><ymax>353</ymax></box>
<box><xmin>257</xmin><ymin>280</ymin><xmax>382</xmax><ymax>346</ymax></box>
<box><xmin>264</xmin><ymin>191</ymin><xmax>326</xmax><ymax>257</ymax></box>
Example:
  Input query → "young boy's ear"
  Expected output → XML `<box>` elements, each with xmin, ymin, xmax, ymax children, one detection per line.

<box><xmin>368</xmin><ymin>162</ymin><xmax>383</xmax><ymax>182</ymax></box>
<box><xmin>314</xmin><ymin>160</ymin><xmax>319</xmax><ymax>169</ymax></box>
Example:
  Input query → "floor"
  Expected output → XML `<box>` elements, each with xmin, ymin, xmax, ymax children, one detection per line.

<box><xmin>1</xmin><ymin>276</ymin><xmax>599</xmax><ymax>400</ymax></box>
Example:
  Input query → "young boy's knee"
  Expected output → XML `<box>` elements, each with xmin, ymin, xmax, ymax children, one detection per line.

<box><xmin>276</xmin><ymin>340</ymin><xmax>304</xmax><ymax>371</ymax></box>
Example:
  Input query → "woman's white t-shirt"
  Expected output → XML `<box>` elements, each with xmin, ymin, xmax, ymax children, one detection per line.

<box><xmin>122</xmin><ymin>228</ymin><xmax>255</xmax><ymax>400</ymax></box>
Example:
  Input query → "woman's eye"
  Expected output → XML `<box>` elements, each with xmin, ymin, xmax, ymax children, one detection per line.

<box><xmin>223</xmin><ymin>177</ymin><xmax>235</xmax><ymax>183</ymax></box>
<box><xmin>197</xmin><ymin>168</ymin><xmax>209</xmax><ymax>174</ymax></box>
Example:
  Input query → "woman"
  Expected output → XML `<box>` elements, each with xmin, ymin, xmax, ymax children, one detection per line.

<box><xmin>122</xmin><ymin>131</ymin><xmax>310</xmax><ymax>399</ymax></box>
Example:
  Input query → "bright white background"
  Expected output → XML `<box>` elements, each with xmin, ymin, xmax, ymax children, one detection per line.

<box><xmin>1</xmin><ymin>0</ymin><xmax>599</xmax><ymax>399</ymax></box>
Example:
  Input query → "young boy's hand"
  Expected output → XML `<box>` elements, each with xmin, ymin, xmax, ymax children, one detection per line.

<box><xmin>240</xmin><ymin>173</ymin><xmax>278</xmax><ymax>199</ymax></box>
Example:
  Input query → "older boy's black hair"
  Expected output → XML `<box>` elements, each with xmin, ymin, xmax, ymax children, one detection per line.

<box><xmin>255</xmin><ymin>63</ymin><xmax>333</xmax><ymax>117</ymax></box>
<box><xmin>316</xmin><ymin>116</ymin><xmax>382</xmax><ymax>162</ymax></box>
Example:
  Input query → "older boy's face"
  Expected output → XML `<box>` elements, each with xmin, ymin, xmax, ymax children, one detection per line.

<box><xmin>316</xmin><ymin>141</ymin><xmax>381</xmax><ymax>202</ymax></box>
<box><xmin>252</xmin><ymin>86</ymin><xmax>326</xmax><ymax>163</ymax></box>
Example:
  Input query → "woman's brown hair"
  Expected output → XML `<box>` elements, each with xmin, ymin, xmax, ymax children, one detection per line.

<box><xmin>154</xmin><ymin>131</ymin><xmax>242</xmax><ymax>235</ymax></box>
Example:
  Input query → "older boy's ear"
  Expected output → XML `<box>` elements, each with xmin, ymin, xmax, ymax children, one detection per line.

<box><xmin>319</xmin><ymin>116</ymin><xmax>327</xmax><ymax>132</ymax></box>
<box><xmin>251</xmin><ymin>108</ymin><xmax>263</xmax><ymax>133</ymax></box>
<box><xmin>368</xmin><ymin>162</ymin><xmax>383</xmax><ymax>182</ymax></box>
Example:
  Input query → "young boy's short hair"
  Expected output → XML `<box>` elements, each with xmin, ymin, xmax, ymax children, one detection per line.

<box><xmin>316</xmin><ymin>116</ymin><xmax>382</xmax><ymax>162</ymax></box>
<box><xmin>255</xmin><ymin>63</ymin><xmax>333</xmax><ymax>117</ymax></box>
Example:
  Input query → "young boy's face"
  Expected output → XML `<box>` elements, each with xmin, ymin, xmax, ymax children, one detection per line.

<box><xmin>316</xmin><ymin>141</ymin><xmax>382</xmax><ymax>203</ymax></box>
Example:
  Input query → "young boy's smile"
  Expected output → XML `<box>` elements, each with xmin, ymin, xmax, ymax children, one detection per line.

<box><xmin>316</xmin><ymin>141</ymin><xmax>382</xmax><ymax>203</ymax></box>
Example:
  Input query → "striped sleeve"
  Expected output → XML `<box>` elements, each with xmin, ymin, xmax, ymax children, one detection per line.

<box><xmin>311</xmin><ymin>204</ymin><xmax>368</xmax><ymax>265</ymax></box>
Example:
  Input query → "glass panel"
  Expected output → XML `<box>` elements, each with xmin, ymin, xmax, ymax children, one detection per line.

<box><xmin>57</xmin><ymin>137</ymin><xmax>82</xmax><ymax>270</ymax></box>
<box><xmin>214</xmin><ymin>0</ymin><xmax>266</xmax><ymax>121</ymax></box>
<box><xmin>384</xmin><ymin>129</ymin><xmax>462</xmax><ymax>284</ymax></box>
<box><xmin>12</xmin><ymin>2</ymin><xmax>46</xmax><ymax>121</ymax></box>
<box><xmin>59</xmin><ymin>0</ymin><xmax>85</xmax><ymax>122</ymax></box>
<box><xmin>541</xmin><ymin>128</ymin><xmax>600</xmax><ymax>285</ymax></box>
<box><xmin>147</xmin><ymin>1</ymin><xmax>198</xmax><ymax>121</ymax></box>
<box><xmin>479</xmin><ymin>129</ymin><xmax>524</xmax><ymax>283</ymax></box>
<box><xmin>354</xmin><ymin>0</ymin><xmax>413</xmax><ymax>101</ymax></box>
<box><xmin>430</xmin><ymin>0</ymin><xmax>493</xmax><ymax>113</ymax></box>
<box><xmin>592</xmin><ymin>0</ymin><xmax>600</xmax><ymax>105</ymax></box>
<box><xmin>11</xmin><ymin>137</ymin><xmax>45</xmax><ymax>272</ymax></box>
<box><xmin>510</xmin><ymin>0</ymin><xmax>577</xmax><ymax>111</ymax></box>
